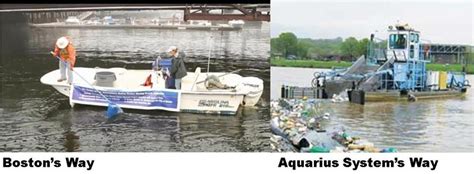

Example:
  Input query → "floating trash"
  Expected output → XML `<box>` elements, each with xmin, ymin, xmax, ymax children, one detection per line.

<box><xmin>331</xmin><ymin>91</ymin><xmax>349</xmax><ymax>103</ymax></box>
<box><xmin>270</xmin><ymin>98</ymin><xmax>397</xmax><ymax>153</ymax></box>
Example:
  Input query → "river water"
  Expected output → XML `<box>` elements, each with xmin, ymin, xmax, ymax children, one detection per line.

<box><xmin>0</xmin><ymin>13</ymin><xmax>271</xmax><ymax>152</ymax></box>
<box><xmin>271</xmin><ymin>66</ymin><xmax>474</xmax><ymax>152</ymax></box>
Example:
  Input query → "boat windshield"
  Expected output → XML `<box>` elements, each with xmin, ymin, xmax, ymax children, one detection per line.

<box><xmin>389</xmin><ymin>34</ymin><xmax>407</xmax><ymax>49</ymax></box>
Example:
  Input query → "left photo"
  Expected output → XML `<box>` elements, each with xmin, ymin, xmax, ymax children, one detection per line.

<box><xmin>0</xmin><ymin>4</ymin><xmax>271</xmax><ymax>152</ymax></box>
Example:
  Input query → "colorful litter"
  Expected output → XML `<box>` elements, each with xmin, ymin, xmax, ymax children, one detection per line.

<box><xmin>270</xmin><ymin>98</ymin><xmax>397</xmax><ymax>153</ymax></box>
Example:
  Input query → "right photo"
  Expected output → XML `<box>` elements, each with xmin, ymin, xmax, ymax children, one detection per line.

<box><xmin>270</xmin><ymin>0</ymin><xmax>473</xmax><ymax>152</ymax></box>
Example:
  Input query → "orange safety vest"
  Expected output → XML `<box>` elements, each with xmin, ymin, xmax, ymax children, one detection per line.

<box><xmin>54</xmin><ymin>37</ymin><xmax>76</xmax><ymax>68</ymax></box>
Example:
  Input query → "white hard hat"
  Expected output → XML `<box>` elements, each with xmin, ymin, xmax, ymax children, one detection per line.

<box><xmin>167</xmin><ymin>46</ymin><xmax>177</xmax><ymax>53</ymax></box>
<box><xmin>56</xmin><ymin>37</ymin><xmax>69</xmax><ymax>49</ymax></box>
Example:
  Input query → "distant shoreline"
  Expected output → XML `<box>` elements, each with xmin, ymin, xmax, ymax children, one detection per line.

<box><xmin>29</xmin><ymin>23</ymin><xmax>241</xmax><ymax>31</ymax></box>
<box><xmin>271</xmin><ymin>58</ymin><xmax>474</xmax><ymax>74</ymax></box>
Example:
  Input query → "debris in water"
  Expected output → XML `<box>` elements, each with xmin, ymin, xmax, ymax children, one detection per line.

<box><xmin>331</xmin><ymin>91</ymin><xmax>349</xmax><ymax>103</ymax></box>
<box><xmin>270</xmin><ymin>98</ymin><xmax>397</xmax><ymax>153</ymax></box>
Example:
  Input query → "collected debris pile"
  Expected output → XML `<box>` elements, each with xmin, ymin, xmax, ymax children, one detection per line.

<box><xmin>270</xmin><ymin>98</ymin><xmax>397</xmax><ymax>153</ymax></box>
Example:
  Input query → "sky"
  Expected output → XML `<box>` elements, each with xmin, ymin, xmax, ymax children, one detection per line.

<box><xmin>271</xmin><ymin>0</ymin><xmax>473</xmax><ymax>45</ymax></box>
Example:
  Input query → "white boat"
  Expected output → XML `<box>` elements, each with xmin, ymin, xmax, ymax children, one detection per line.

<box><xmin>103</xmin><ymin>16</ymin><xmax>116</xmax><ymax>25</ymax></box>
<box><xmin>228</xmin><ymin>20</ymin><xmax>245</xmax><ymax>28</ymax></box>
<box><xmin>65</xmin><ymin>16</ymin><xmax>81</xmax><ymax>24</ymax></box>
<box><xmin>40</xmin><ymin>66</ymin><xmax>264</xmax><ymax>115</ymax></box>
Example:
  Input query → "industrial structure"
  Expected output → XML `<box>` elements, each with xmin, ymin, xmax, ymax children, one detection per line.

<box><xmin>0</xmin><ymin>4</ymin><xmax>270</xmax><ymax>23</ymax></box>
<box><xmin>282</xmin><ymin>24</ymin><xmax>470</xmax><ymax>103</ymax></box>
<box><xmin>421</xmin><ymin>44</ymin><xmax>471</xmax><ymax>64</ymax></box>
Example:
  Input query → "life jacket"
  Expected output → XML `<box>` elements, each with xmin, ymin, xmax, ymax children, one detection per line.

<box><xmin>59</xmin><ymin>48</ymin><xmax>70</xmax><ymax>59</ymax></box>
<box><xmin>54</xmin><ymin>37</ymin><xmax>76</xmax><ymax>67</ymax></box>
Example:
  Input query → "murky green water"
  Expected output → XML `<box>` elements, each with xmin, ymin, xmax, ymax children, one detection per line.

<box><xmin>0</xmin><ymin>13</ymin><xmax>271</xmax><ymax>152</ymax></box>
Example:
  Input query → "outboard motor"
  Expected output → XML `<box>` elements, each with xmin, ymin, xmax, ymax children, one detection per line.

<box><xmin>237</xmin><ymin>77</ymin><xmax>264</xmax><ymax>106</ymax></box>
<box><xmin>94</xmin><ymin>71</ymin><xmax>116</xmax><ymax>87</ymax></box>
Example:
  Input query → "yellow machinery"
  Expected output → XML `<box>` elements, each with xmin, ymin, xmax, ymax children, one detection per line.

<box><xmin>439</xmin><ymin>71</ymin><xmax>447</xmax><ymax>90</ymax></box>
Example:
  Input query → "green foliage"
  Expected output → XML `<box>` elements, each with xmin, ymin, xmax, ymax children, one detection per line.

<box><xmin>340</xmin><ymin>37</ymin><xmax>359</xmax><ymax>60</ymax></box>
<box><xmin>271</xmin><ymin>32</ymin><xmax>389</xmax><ymax>60</ymax></box>
<box><xmin>305</xmin><ymin>38</ymin><xmax>343</xmax><ymax>58</ymax></box>
<box><xmin>271</xmin><ymin>58</ymin><xmax>352</xmax><ymax>69</ymax></box>
<box><xmin>272</xmin><ymin>32</ymin><xmax>298</xmax><ymax>57</ymax></box>
<box><xmin>296</xmin><ymin>40</ymin><xmax>313</xmax><ymax>59</ymax></box>
<box><xmin>467</xmin><ymin>47</ymin><xmax>474</xmax><ymax>64</ymax></box>
<box><xmin>271</xmin><ymin>38</ymin><xmax>284</xmax><ymax>56</ymax></box>
<box><xmin>358</xmin><ymin>38</ymin><xmax>370</xmax><ymax>57</ymax></box>
<box><xmin>271</xmin><ymin>32</ymin><xmax>474</xmax><ymax>74</ymax></box>
<box><xmin>270</xmin><ymin>58</ymin><xmax>474</xmax><ymax>74</ymax></box>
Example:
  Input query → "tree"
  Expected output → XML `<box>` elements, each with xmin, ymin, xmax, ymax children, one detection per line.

<box><xmin>357</xmin><ymin>38</ymin><xmax>370</xmax><ymax>57</ymax></box>
<box><xmin>271</xmin><ymin>38</ymin><xmax>284</xmax><ymax>58</ymax></box>
<box><xmin>306</xmin><ymin>38</ymin><xmax>344</xmax><ymax>59</ymax></box>
<box><xmin>277</xmin><ymin>32</ymin><xmax>298</xmax><ymax>58</ymax></box>
<box><xmin>340</xmin><ymin>37</ymin><xmax>359</xmax><ymax>61</ymax></box>
<box><xmin>379</xmin><ymin>40</ymin><xmax>388</xmax><ymax>49</ymax></box>
<box><xmin>296</xmin><ymin>40</ymin><xmax>313</xmax><ymax>59</ymax></box>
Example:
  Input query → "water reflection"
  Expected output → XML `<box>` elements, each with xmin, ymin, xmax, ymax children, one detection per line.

<box><xmin>1</xmin><ymin>16</ymin><xmax>270</xmax><ymax>152</ymax></box>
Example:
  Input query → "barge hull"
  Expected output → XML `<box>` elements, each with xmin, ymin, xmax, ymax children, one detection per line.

<box><xmin>365</xmin><ymin>90</ymin><xmax>467</xmax><ymax>102</ymax></box>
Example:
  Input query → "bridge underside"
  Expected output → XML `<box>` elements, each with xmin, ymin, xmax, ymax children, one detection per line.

<box><xmin>184</xmin><ymin>13</ymin><xmax>269</xmax><ymax>21</ymax></box>
<box><xmin>0</xmin><ymin>4</ymin><xmax>270</xmax><ymax>21</ymax></box>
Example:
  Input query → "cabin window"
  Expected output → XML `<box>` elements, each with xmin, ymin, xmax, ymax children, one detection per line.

<box><xmin>410</xmin><ymin>33</ymin><xmax>419</xmax><ymax>43</ymax></box>
<box><xmin>389</xmin><ymin>34</ymin><xmax>407</xmax><ymax>49</ymax></box>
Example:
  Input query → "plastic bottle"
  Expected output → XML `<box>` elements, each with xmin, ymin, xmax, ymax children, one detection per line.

<box><xmin>380</xmin><ymin>147</ymin><xmax>398</xmax><ymax>153</ymax></box>
<box><xmin>308</xmin><ymin>146</ymin><xmax>330</xmax><ymax>153</ymax></box>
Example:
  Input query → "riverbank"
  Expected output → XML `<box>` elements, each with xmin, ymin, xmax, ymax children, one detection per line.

<box><xmin>271</xmin><ymin>58</ymin><xmax>474</xmax><ymax>74</ymax></box>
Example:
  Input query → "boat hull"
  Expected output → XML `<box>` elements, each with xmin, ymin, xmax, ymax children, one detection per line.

<box><xmin>180</xmin><ymin>91</ymin><xmax>244</xmax><ymax>115</ymax></box>
<box><xmin>50</xmin><ymin>84</ymin><xmax>245</xmax><ymax>115</ymax></box>
<box><xmin>365</xmin><ymin>89</ymin><xmax>467</xmax><ymax>102</ymax></box>
<box><xmin>40</xmin><ymin>67</ymin><xmax>261</xmax><ymax>115</ymax></box>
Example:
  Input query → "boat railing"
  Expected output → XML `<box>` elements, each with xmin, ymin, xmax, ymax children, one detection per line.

<box><xmin>380</xmin><ymin>71</ymin><xmax>395</xmax><ymax>91</ymax></box>
<box><xmin>367</xmin><ymin>39</ymin><xmax>387</xmax><ymax>64</ymax></box>
<box><xmin>404</xmin><ymin>59</ymin><xmax>428</xmax><ymax>91</ymax></box>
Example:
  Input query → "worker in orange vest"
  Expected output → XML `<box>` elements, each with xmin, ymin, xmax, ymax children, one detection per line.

<box><xmin>51</xmin><ymin>36</ymin><xmax>76</xmax><ymax>84</ymax></box>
